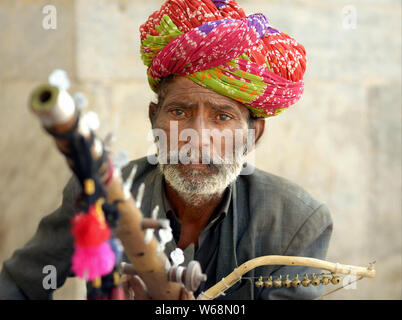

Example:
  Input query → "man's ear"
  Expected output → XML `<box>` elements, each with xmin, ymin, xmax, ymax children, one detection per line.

<box><xmin>253</xmin><ymin>118</ymin><xmax>265</xmax><ymax>145</ymax></box>
<box><xmin>245</xmin><ymin>118</ymin><xmax>265</xmax><ymax>154</ymax></box>
<box><xmin>149</xmin><ymin>102</ymin><xmax>158</xmax><ymax>124</ymax></box>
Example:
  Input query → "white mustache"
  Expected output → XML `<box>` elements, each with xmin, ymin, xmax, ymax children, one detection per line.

<box><xmin>158</xmin><ymin>145</ymin><xmax>245</xmax><ymax>165</ymax></box>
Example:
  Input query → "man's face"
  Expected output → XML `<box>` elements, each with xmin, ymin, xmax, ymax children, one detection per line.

<box><xmin>150</xmin><ymin>76</ymin><xmax>255</xmax><ymax>201</ymax></box>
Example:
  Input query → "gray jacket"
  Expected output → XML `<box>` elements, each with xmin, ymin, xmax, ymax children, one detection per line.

<box><xmin>0</xmin><ymin>156</ymin><xmax>333</xmax><ymax>300</ymax></box>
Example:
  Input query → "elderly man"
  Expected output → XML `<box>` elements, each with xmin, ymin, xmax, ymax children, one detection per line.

<box><xmin>0</xmin><ymin>0</ymin><xmax>332</xmax><ymax>300</ymax></box>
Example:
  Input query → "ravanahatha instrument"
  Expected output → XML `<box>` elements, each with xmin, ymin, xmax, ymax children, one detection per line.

<box><xmin>28</xmin><ymin>70</ymin><xmax>375</xmax><ymax>300</ymax></box>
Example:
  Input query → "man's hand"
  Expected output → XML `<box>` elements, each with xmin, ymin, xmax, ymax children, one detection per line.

<box><xmin>121</xmin><ymin>274</ymin><xmax>195</xmax><ymax>300</ymax></box>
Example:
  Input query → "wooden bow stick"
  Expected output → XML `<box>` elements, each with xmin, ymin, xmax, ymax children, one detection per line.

<box><xmin>197</xmin><ymin>256</ymin><xmax>376</xmax><ymax>300</ymax></box>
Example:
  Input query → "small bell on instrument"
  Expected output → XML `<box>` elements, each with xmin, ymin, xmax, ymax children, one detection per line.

<box><xmin>255</xmin><ymin>276</ymin><xmax>264</xmax><ymax>288</ymax></box>
<box><xmin>321</xmin><ymin>273</ymin><xmax>331</xmax><ymax>285</ymax></box>
<box><xmin>283</xmin><ymin>275</ymin><xmax>292</xmax><ymax>288</ymax></box>
<box><xmin>264</xmin><ymin>276</ymin><xmax>273</xmax><ymax>288</ymax></box>
<box><xmin>301</xmin><ymin>274</ymin><xmax>311</xmax><ymax>287</ymax></box>
<box><xmin>311</xmin><ymin>273</ymin><xmax>321</xmax><ymax>286</ymax></box>
<box><xmin>331</xmin><ymin>273</ymin><xmax>341</xmax><ymax>285</ymax></box>
<box><xmin>292</xmin><ymin>274</ymin><xmax>301</xmax><ymax>288</ymax></box>
<box><xmin>273</xmin><ymin>275</ymin><xmax>282</xmax><ymax>288</ymax></box>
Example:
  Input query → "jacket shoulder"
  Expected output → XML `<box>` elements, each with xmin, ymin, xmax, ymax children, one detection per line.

<box><xmin>237</xmin><ymin>167</ymin><xmax>332</xmax><ymax>254</ymax></box>
<box><xmin>243</xmin><ymin>166</ymin><xmax>322</xmax><ymax>212</ymax></box>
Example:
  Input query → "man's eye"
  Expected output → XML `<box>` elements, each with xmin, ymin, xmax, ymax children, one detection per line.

<box><xmin>170</xmin><ymin>109</ymin><xmax>185</xmax><ymax>117</ymax></box>
<box><xmin>216</xmin><ymin>113</ymin><xmax>232</xmax><ymax>121</ymax></box>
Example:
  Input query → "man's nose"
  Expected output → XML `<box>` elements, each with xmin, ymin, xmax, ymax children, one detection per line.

<box><xmin>190</xmin><ymin>114</ymin><xmax>211</xmax><ymax>147</ymax></box>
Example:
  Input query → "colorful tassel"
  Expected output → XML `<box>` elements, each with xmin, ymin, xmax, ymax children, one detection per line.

<box><xmin>71</xmin><ymin>204</ymin><xmax>110</xmax><ymax>247</ymax></box>
<box><xmin>71</xmin><ymin>242</ymin><xmax>115</xmax><ymax>281</ymax></box>
<box><xmin>70</xmin><ymin>203</ymin><xmax>116</xmax><ymax>280</ymax></box>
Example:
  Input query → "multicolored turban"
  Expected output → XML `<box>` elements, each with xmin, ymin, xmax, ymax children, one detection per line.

<box><xmin>140</xmin><ymin>0</ymin><xmax>307</xmax><ymax>118</ymax></box>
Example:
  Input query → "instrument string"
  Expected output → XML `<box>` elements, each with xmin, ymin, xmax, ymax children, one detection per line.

<box><xmin>313</xmin><ymin>276</ymin><xmax>364</xmax><ymax>300</ymax></box>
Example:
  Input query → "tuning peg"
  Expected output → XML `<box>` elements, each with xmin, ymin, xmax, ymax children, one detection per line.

<box><xmin>122</xmin><ymin>164</ymin><xmax>137</xmax><ymax>199</ymax></box>
<box><xmin>158</xmin><ymin>225</ymin><xmax>173</xmax><ymax>253</ymax></box>
<box><xmin>283</xmin><ymin>275</ymin><xmax>292</xmax><ymax>288</ymax></box>
<box><xmin>321</xmin><ymin>273</ymin><xmax>331</xmax><ymax>285</ymax></box>
<box><xmin>73</xmin><ymin>92</ymin><xmax>88</xmax><ymax>110</ymax></box>
<box><xmin>292</xmin><ymin>274</ymin><xmax>301</xmax><ymax>288</ymax></box>
<box><xmin>301</xmin><ymin>274</ymin><xmax>311</xmax><ymax>287</ymax></box>
<box><xmin>119</xmin><ymin>262</ymin><xmax>136</xmax><ymax>276</ymax></box>
<box><xmin>144</xmin><ymin>205</ymin><xmax>159</xmax><ymax>244</ymax></box>
<box><xmin>255</xmin><ymin>276</ymin><xmax>264</xmax><ymax>288</ymax></box>
<box><xmin>49</xmin><ymin>69</ymin><xmax>70</xmax><ymax>90</ymax></box>
<box><xmin>82</xmin><ymin>111</ymin><xmax>100</xmax><ymax>131</ymax></box>
<box><xmin>331</xmin><ymin>273</ymin><xmax>341</xmax><ymax>285</ymax></box>
<box><xmin>142</xmin><ymin>218</ymin><xmax>169</xmax><ymax>231</ymax></box>
<box><xmin>264</xmin><ymin>276</ymin><xmax>273</xmax><ymax>288</ymax></box>
<box><xmin>103</xmin><ymin>133</ymin><xmax>116</xmax><ymax>152</ymax></box>
<box><xmin>113</xmin><ymin>150</ymin><xmax>129</xmax><ymax>169</ymax></box>
<box><xmin>170</xmin><ymin>248</ymin><xmax>185</xmax><ymax>267</ymax></box>
<box><xmin>136</xmin><ymin>183</ymin><xmax>145</xmax><ymax>208</ymax></box>
<box><xmin>168</xmin><ymin>260</ymin><xmax>206</xmax><ymax>292</ymax></box>
<box><xmin>273</xmin><ymin>275</ymin><xmax>282</xmax><ymax>288</ymax></box>
<box><xmin>368</xmin><ymin>260</ymin><xmax>376</xmax><ymax>270</ymax></box>
<box><xmin>311</xmin><ymin>273</ymin><xmax>321</xmax><ymax>286</ymax></box>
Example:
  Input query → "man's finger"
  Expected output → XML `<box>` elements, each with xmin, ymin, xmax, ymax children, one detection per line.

<box><xmin>129</xmin><ymin>275</ymin><xmax>152</xmax><ymax>300</ymax></box>
<box><xmin>121</xmin><ymin>275</ymin><xmax>134</xmax><ymax>300</ymax></box>
<box><xmin>180</xmin><ymin>288</ymin><xmax>195</xmax><ymax>300</ymax></box>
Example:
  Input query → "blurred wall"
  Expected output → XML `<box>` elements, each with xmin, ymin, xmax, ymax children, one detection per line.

<box><xmin>0</xmin><ymin>0</ymin><xmax>400</xmax><ymax>300</ymax></box>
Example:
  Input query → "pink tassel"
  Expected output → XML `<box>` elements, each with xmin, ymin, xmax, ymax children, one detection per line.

<box><xmin>71</xmin><ymin>242</ymin><xmax>115</xmax><ymax>281</ymax></box>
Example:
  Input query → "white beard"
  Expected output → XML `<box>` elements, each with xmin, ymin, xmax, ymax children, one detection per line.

<box><xmin>158</xmin><ymin>150</ymin><xmax>246</xmax><ymax>207</ymax></box>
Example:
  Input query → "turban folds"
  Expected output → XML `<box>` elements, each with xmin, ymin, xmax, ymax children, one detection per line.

<box><xmin>140</xmin><ymin>0</ymin><xmax>306</xmax><ymax>118</ymax></box>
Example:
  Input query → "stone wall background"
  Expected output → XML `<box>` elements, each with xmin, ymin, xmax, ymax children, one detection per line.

<box><xmin>0</xmin><ymin>0</ymin><xmax>400</xmax><ymax>300</ymax></box>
